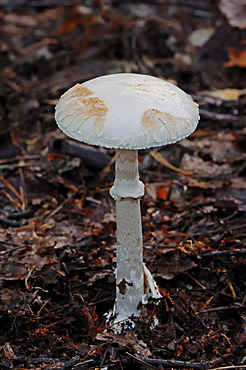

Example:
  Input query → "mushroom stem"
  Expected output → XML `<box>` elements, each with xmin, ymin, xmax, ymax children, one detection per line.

<box><xmin>110</xmin><ymin>149</ymin><xmax>144</xmax><ymax>201</ymax></box>
<box><xmin>115</xmin><ymin>197</ymin><xmax>144</xmax><ymax>320</ymax></box>
<box><xmin>110</xmin><ymin>149</ymin><xmax>161</xmax><ymax>324</ymax></box>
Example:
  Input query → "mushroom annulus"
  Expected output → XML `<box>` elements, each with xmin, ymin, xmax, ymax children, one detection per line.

<box><xmin>54</xmin><ymin>73</ymin><xmax>199</xmax><ymax>330</ymax></box>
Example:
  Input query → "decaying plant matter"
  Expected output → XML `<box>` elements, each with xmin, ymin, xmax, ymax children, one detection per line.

<box><xmin>0</xmin><ymin>0</ymin><xmax>245</xmax><ymax>368</ymax></box>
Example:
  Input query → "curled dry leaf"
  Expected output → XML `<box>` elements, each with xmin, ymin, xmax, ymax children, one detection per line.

<box><xmin>96</xmin><ymin>331</ymin><xmax>152</xmax><ymax>358</ymax></box>
<box><xmin>225</xmin><ymin>47</ymin><xmax>246</xmax><ymax>68</ymax></box>
<box><xmin>188</xmin><ymin>28</ymin><xmax>215</xmax><ymax>47</ymax></box>
<box><xmin>219</xmin><ymin>0</ymin><xmax>246</xmax><ymax>29</ymax></box>
<box><xmin>201</xmin><ymin>140</ymin><xmax>245</xmax><ymax>163</ymax></box>
<box><xmin>203</xmin><ymin>88</ymin><xmax>246</xmax><ymax>101</ymax></box>
<box><xmin>215</xmin><ymin>188</ymin><xmax>246</xmax><ymax>211</ymax></box>
<box><xmin>154</xmin><ymin>253</ymin><xmax>197</xmax><ymax>280</ymax></box>
<box><xmin>181</xmin><ymin>153</ymin><xmax>235</xmax><ymax>178</ymax></box>
<box><xmin>0</xmin><ymin>342</ymin><xmax>16</xmax><ymax>360</ymax></box>
<box><xmin>150</xmin><ymin>151</ymin><xmax>192</xmax><ymax>175</ymax></box>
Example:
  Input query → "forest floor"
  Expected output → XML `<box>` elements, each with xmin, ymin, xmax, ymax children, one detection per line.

<box><xmin>0</xmin><ymin>0</ymin><xmax>245</xmax><ymax>369</ymax></box>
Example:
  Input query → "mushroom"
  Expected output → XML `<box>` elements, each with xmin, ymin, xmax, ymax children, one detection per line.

<box><xmin>54</xmin><ymin>73</ymin><xmax>199</xmax><ymax>329</ymax></box>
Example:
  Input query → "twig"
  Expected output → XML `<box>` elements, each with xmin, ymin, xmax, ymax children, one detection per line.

<box><xmin>0</xmin><ymin>155</ymin><xmax>42</xmax><ymax>164</ymax></box>
<box><xmin>0</xmin><ymin>177</ymin><xmax>23</xmax><ymax>202</ymax></box>
<box><xmin>2</xmin><ymin>190</ymin><xmax>22</xmax><ymax>210</ymax></box>
<box><xmin>100</xmin><ymin>347</ymin><xmax>110</xmax><ymax>369</ymax></box>
<box><xmin>13</xmin><ymin>356</ymin><xmax>80</xmax><ymax>368</ymax></box>
<box><xmin>200</xmin><ymin>304</ymin><xmax>244</xmax><ymax>313</ymax></box>
<box><xmin>199</xmin><ymin>249</ymin><xmax>246</xmax><ymax>258</ymax></box>
<box><xmin>7</xmin><ymin>209</ymin><xmax>33</xmax><ymax>220</ymax></box>
<box><xmin>62</xmin><ymin>140</ymin><xmax>110</xmax><ymax>169</ymax></box>
<box><xmin>40</xmin><ymin>186</ymin><xmax>84</xmax><ymax>224</ymax></box>
<box><xmin>0</xmin><ymin>216</ymin><xmax>27</xmax><ymax>228</ymax></box>
<box><xmin>210</xmin><ymin>366</ymin><xmax>246</xmax><ymax>370</ymax></box>
<box><xmin>44</xmin><ymin>318</ymin><xmax>73</xmax><ymax>329</ymax></box>
<box><xmin>124</xmin><ymin>353</ymin><xmax>212</xmax><ymax>369</ymax></box>
<box><xmin>37</xmin><ymin>298</ymin><xmax>51</xmax><ymax>318</ymax></box>
<box><xmin>145</xmin><ymin>359</ymin><xmax>211</xmax><ymax>369</ymax></box>
<box><xmin>102</xmin><ymin>315</ymin><xmax>134</xmax><ymax>331</ymax></box>
<box><xmin>24</xmin><ymin>265</ymin><xmax>35</xmax><ymax>290</ymax></box>
<box><xmin>89</xmin><ymin>295</ymin><xmax>115</xmax><ymax>306</ymax></box>
<box><xmin>73</xmin><ymin>359</ymin><xmax>94</xmax><ymax>368</ymax></box>
<box><xmin>199</xmin><ymin>109</ymin><xmax>237</xmax><ymax>122</ymax></box>
<box><xmin>19</xmin><ymin>168</ymin><xmax>28</xmax><ymax>210</ymax></box>
<box><xmin>5</xmin><ymin>0</ymin><xmax>83</xmax><ymax>7</ymax></box>
<box><xmin>0</xmin><ymin>240</ymin><xmax>27</xmax><ymax>255</ymax></box>
<box><xmin>125</xmin><ymin>352</ymin><xmax>158</xmax><ymax>369</ymax></box>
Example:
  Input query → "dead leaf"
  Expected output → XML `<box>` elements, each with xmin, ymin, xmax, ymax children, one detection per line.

<box><xmin>0</xmin><ymin>342</ymin><xmax>16</xmax><ymax>360</ymax></box>
<box><xmin>0</xmin><ymin>263</ymin><xmax>27</xmax><ymax>280</ymax></box>
<box><xmin>145</xmin><ymin>182</ymin><xmax>171</xmax><ymax>202</ymax></box>
<box><xmin>55</xmin><ymin>6</ymin><xmax>104</xmax><ymax>36</ymax></box>
<box><xmin>181</xmin><ymin>153</ymin><xmax>235</xmax><ymax>178</ymax></box>
<box><xmin>96</xmin><ymin>331</ymin><xmax>152</xmax><ymax>358</ymax></box>
<box><xmin>237</xmin><ymin>315</ymin><xmax>246</xmax><ymax>345</ymax></box>
<box><xmin>201</xmin><ymin>141</ymin><xmax>245</xmax><ymax>163</ymax></box>
<box><xmin>156</xmin><ymin>186</ymin><xmax>169</xmax><ymax>200</ymax></box>
<box><xmin>188</xmin><ymin>28</ymin><xmax>215</xmax><ymax>47</ymax></box>
<box><xmin>230</xmin><ymin>177</ymin><xmax>246</xmax><ymax>189</ymax></box>
<box><xmin>0</xmin><ymin>131</ymin><xmax>20</xmax><ymax>160</ymax></box>
<box><xmin>203</xmin><ymin>88</ymin><xmax>246</xmax><ymax>101</ymax></box>
<box><xmin>185</xmin><ymin>177</ymin><xmax>224</xmax><ymax>190</ymax></box>
<box><xmin>150</xmin><ymin>152</ymin><xmax>192</xmax><ymax>175</ymax></box>
<box><xmin>215</xmin><ymin>188</ymin><xmax>246</xmax><ymax>211</ymax></box>
<box><xmin>88</xmin><ymin>270</ymin><xmax>112</xmax><ymax>283</ymax></box>
<box><xmin>154</xmin><ymin>252</ymin><xmax>197</xmax><ymax>280</ymax></box>
<box><xmin>180</xmin><ymin>133</ymin><xmax>245</xmax><ymax>163</ymax></box>
<box><xmin>225</xmin><ymin>47</ymin><xmax>246</xmax><ymax>67</ymax></box>
<box><xmin>219</xmin><ymin>0</ymin><xmax>246</xmax><ymax>29</ymax></box>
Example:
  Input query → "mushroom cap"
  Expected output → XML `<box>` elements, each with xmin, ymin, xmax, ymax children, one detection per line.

<box><xmin>55</xmin><ymin>73</ymin><xmax>199</xmax><ymax>149</ymax></box>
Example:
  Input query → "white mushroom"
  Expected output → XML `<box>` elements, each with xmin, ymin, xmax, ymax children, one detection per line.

<box><xmin>54</xmin><ymin>73</ymin><xmax>199</xmax><ymax>330</ymax></box>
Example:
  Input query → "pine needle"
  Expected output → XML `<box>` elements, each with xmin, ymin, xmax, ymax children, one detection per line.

<box><xmin>150</xmin><ymin>152</ymin><xmax>192</xmax><ymax>175</ymax></box>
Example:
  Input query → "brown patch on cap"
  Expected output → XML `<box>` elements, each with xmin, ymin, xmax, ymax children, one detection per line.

<box><xmin>59</xmin><ymin>84</ymin><xmax>93</xmax><ymax>102</ymax></box>
<box><xmin>142</xmin><ymin>109</ymin><xmax>192</xmax><ymax>143</ymax></box>
<box><xmin>82</xmin><ymin>97</ymin><xmax>109</xmax><ymax>116</ymax></box>
<box><xmin>56</xmin><ymin>96</ymin><xmax>109</xmax><ymax>137</ymax></box>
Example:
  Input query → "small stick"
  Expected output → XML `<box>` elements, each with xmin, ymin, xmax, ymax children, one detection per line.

<box><xmin>124</xmin><ymin>354</ymin><xmax>212</xmax><ymax>370</ymax></box>
<box><xmin>0</xmin><ymin>155</ymin><xmax>42</xmax><ymax>164</ymax></box>
<box><xmin>2</xmin><ymin>190</ymin><xmax>22</xmax><ymax>210</ymax></box>
<box><xmin>0</xmin><ymin>177</ymin><xmax>23</xmax><ymax>202</ymax></box>
<box><xmin>7</xmin><ymin>209</ymin><xmax>33</xmax><ymax>220</ymax></box>
<box><xmin>40</xmin><ymin>186</ymin><xmax>85</xmax><ymax>224</ymax></box>
<box><xmin>0</xmin><ymin>161</ymin><xmax>42</xmax><ymax>170</ymax></box>
<box><xmin>199</xmin><ymin>305</ymin><xmax>244</xmax><ymax>313</ymax></box>
<box><xmin>210</xmin><ymin>366</ymin><xmax>246</xmax><ymax>370</ymax></box>
<box><xmin>1</xmin><ymin>245</ymin><xmax>26</xmax><ymax>255</ymax></box>
<box><xmin>0</xmin><ymin>216</ymin><xmax>26</xmax><ymax>228</ymax></box>
<box><xmin>125</xmin><ymin>352</ymin><xmax>158</xmax><ymax>369</ymax></box>
<box><xmin>89</xmin><ymin>295</ymin><xmax>115</xmax><ymax>306</ymax></box>
<box><xmin>103</xmin><ymin>315</ymin><xmax>133</xmax><ymax>331</ymax></box>
<box><xmin>14</xmin><ymin>356</ymin><xmax>80</xmax><ymax>367</ymax></box>
<box><xmin>199</xmin><ymin>249</ymin><xmax>246</xmax><ymax>258</ymax></box>
<box><xmin>19</xmin><ymin>168</ymin><xmax>28</xmax><ymax>210</ymax></box>
<box><xmin>199</xmin><ymin>109</ymin><xmax>237</xmax><ymax>122</ymax></box>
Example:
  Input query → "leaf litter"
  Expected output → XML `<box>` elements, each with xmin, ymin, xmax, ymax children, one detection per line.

<box><xmin>0</xmin><ymin>0</ymin><xmax>245</xmax><ymax>369</ymax></box>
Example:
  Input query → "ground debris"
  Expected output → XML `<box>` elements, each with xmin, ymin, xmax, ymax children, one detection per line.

<box><xmin>0</xmin><ymin>0</ymin><xmax>245</xmax><ymax>368</ymax></box>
